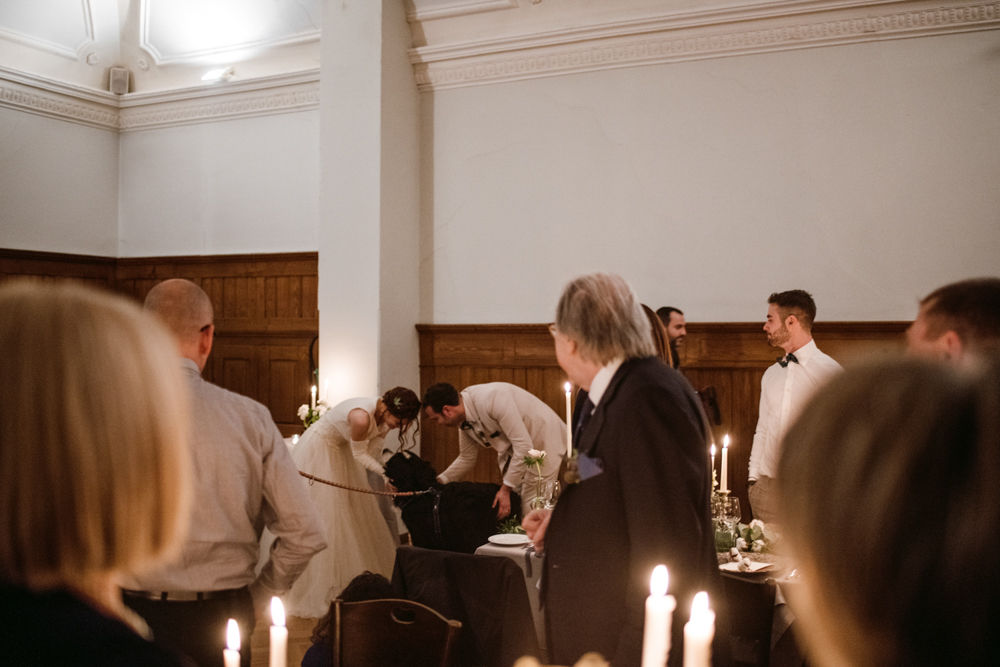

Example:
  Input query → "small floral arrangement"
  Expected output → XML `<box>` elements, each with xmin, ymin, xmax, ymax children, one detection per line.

<box><xmin>298</xmin><ymin>401</ymin><xmax>329</xmax><ymax>429</ymax></box>
<box><xmin>498</xmin><ymin>516</ymin><xmax>526</xmax><ymax>534</ymax></box>
<box><xmin>736</xmin><ymin>519</ymin><xmax>778</xmax><ymax>553</ymax></box>
<box><xmin>524</xmin><ymin>450</ymin><xmax>547</xmax><ymax>510</ymax></box>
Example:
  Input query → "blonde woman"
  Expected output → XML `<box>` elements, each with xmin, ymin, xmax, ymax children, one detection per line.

<box><xmin>0</xmin><ymin>281</ymin><xmax>194</xmax><ymax>666</ymax></box>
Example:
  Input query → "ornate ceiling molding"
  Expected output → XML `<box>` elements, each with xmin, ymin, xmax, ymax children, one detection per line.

<box><xmin>407</xmin><ymin>0</ymin><xmax>518</xmax><ymax>23</ymax></box>
<box><xmin>0</xmin><ymin>66</ymin><xmax>319</xmax><ymax>132</ymax></box>
<box><xmin>410</xmin><ymin>0</ymin><xmax>1000</xmax><ymax>90</ymax></box>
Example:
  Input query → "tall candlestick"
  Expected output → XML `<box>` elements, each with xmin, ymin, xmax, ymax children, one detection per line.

<box><xmin>224</xmin><ymin>619</ymin><xmax>240</xmax><ymax>667</ymax></box>
<box><xmin>269</xmin><ymin>597</ymin><xmax>288</xmax><ymax>667</ymax></box>
<box><xmin>683</xmin><ymin>592</ymin><xmax>715</xmax><ymax>667</ymax></box>
<box><xmin>310</xmin><ymin>385</ymin><xmax>317</xmax><ymax>411</ymax></box>
<box><xmin>641</xmin><ymin>565</ymin><xmax>676</xmax><ymax>667</ymax></box>
<box><xmin>720</xmin><ymin>434</ymin><xmax>729</xmax><ymax>494</ymax></box>
<box><xmin>708</xmin><ymin>442</ymin><xmax>715</xmax><ymax>493</ymax></box>
<box><xmin>564</xmin><ymin>382</ymin><xmax>573</xmax><ymax>455</ymax></box>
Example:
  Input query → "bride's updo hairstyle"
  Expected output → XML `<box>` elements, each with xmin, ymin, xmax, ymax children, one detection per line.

<box><xmin>382</xmin><ymin>387</ymin><xmax>421</xmax><ymax>445</ymax></box>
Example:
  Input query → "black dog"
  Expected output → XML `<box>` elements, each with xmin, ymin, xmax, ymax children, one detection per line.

<box><xmin>384</xmin><ymin>451</ymin><xmax>522</xmax><ymax>554</ymax></box>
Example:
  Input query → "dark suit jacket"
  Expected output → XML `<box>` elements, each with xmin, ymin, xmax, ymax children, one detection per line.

<box><xmin>544</xmin><ymin>356</ymin><xmax>727</xmax><ymax>667</ymax></box>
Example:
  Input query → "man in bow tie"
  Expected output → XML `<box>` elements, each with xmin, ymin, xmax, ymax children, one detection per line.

<box><xmin>422</xmin><ymin>381</ymin><xmax>566</xmax><ymax>517</ymax></box>
<box><xmin>748</xmin><ymin>290</ymin><xmax>842</xmax><ymax>524</ymax></box>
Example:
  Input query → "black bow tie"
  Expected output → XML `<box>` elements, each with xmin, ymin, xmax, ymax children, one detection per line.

<box><xmin>460</xmin><ymin>421</ymin><xmax>473</xmax><ymax>430</ymax></box>
<box><xmin>778</xmin><ymin>352</ymin><xmax>799</xmax><ymax>368</ymax></box>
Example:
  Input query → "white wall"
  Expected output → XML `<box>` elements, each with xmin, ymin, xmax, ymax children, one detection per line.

<box><xmin>421</xmin><ymin>32</ymin><xmax>1000</xmax><ymax>324</ymax></box>
<box><xmin>118</xmin><ymin>111</ymin><xmax>319</xmax><ymax>257</ymax></box>
<box><xmin>0</xmin><ymin>107</ymin><xmax>119</xmax><ymax>256</ymax></box>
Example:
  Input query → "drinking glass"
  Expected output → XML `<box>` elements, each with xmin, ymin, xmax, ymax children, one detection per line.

<box><xmin>544</xmin><ymin>481</ymin><xmax>561</xmax><ymax>510</ymax></box>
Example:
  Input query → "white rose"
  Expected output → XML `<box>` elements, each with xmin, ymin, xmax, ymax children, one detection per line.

<box><xmin>749</xmin><ymin>519</ymin><xmax>765</xmax><ymax>530</ymax></box>
<box><xmin>316</xmin><ymin>404</ymin><xmax>329</xmax><ymax>416</ymax></box>
<box><xmin>527</xmin><ymin>449</ymin><xmax>545</xmax><ymax>459</ymax></box>
<box><xmin>298</xmin><ymin>405</ymin><xmax>309</xmax><ymax>420</ymax></box>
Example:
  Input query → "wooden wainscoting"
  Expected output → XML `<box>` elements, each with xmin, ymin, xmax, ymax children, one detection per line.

<box><xmin>417</xmin><ymin>322</ymin><xmax>909</xmax><ymax>520</ymax></box>
<box><xmin>0</xmin><ymin>248</ymin><xmax>318</xmax><ymax>436</ymax></box>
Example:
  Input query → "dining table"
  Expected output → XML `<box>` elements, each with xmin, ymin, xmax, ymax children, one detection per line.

<box><xmin>475</xmin><ymin>536</ymin><xmax>547</xmax><ymax>654</ymax></box>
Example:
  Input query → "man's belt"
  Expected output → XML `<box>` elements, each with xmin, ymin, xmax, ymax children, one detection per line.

<box><xmin>122</xmin><ymin>586</ymin><xmax>246</xmax><ymax>602</ymax></box>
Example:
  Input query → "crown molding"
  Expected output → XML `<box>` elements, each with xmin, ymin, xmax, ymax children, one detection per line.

<box><xmin>0</xmin><ymin>67</ymin><xmax>320</xmax><ymax>132</ymax></box>
<box><xmin>407</xmin><ymin>0</ymin><xmax>518</xmax><ymax>23</ymax></box>
<box><xmin>410</xmin><ymin>0</ymin><xmax>1000</xmax><ymax>90</ymax></box>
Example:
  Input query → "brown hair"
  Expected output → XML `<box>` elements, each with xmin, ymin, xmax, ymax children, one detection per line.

<box><xmin>768</xmin><ymin>290</ymin><xmax>817</xmax><ymax>331</ymax></box>
<box><xmin>778</xmin><ymin>355</ymin><xmax>1000</xmax><ymax>666</ymax></box>
<box><xmin>0</xmin><ymin>281</ymin><xmax>191</xmax><ymax>588</ymax></box>
<box><xmin>382</xmin><ymin>387</ymin><xmax>421</xmax><ymax>445</ymax></box>
<box><xmin>642</xmin><ymin>303</ymin><xmax>673</xmax><ymax>367</ymax></box>
<box><xmin>920</xmin><ymin>278</ymin><xmax>1000</xmax><ymax>349</ymax></box>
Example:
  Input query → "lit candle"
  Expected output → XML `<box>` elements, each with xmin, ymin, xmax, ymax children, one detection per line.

<box><xmin>683</xmin><ymin>592</ymin><xmax>715</xmax><ymax>667</ymax></box>
<box><xmin>710</xmin><ymin>443</ymin><xmax>716</xmax><ymax>481</ymax></box>
<box><xmin>269</xmin><ymin>597</ymin><xmax>288</xmax><ymax>667</ymax></box>
<box><xmin>224</xmin><ymin>619</ymin><xmax>240</xmax><ymax>667</ymax></box>
<box><xmin>564</xmin><ymin>382</ymin><xmax>573</xmax><ymax>455</ymax></box>
<box><xmin>720</xmin><ymin>434</ymin><xmax>729</xmax><ymax>494</ymax></box>
<box><xmin>291</xmin><ymin>434</ymin><xmax>299</xmax><ymax>446</ymax></box>
<box><xmin>323</xmin><ymin>378</ymin><xmax>330</xmax><ymax>401</ymax></box>
<box><xmin>310</xmin><ymin>385</ymin><xmax>317</xmax><ymax>411</ymax></box>
<box><xmin>641</xmin><ymin>565</ymin><xmax>677</xmax><ymax>667</ymax></box>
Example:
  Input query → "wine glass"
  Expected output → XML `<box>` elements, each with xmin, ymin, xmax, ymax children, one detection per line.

<box><xmin>544</xmin><ymin>481</ymin><xmax>561</xmax><ymax>510</ymax></box>
<box><xmin>719</xmin><ymin>497</ymin><xmax>742</xmax><ymax>542</ymax></box>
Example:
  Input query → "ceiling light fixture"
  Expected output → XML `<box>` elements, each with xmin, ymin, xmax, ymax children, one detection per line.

<box><xmin>201</xmin><ymin>66</ymin><xmax>235</xmax><ymax>82</ymax></box>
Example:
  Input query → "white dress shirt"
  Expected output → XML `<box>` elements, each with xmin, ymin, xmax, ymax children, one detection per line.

<box><xmin>125</xmin><ymin>358</ymin><xmax>327</xmax><ymax>601</ymax></box>
<box><xmin>748</xmin><ymin>339</ymin><xmax>842</xmax><ymax>481</ymax></box>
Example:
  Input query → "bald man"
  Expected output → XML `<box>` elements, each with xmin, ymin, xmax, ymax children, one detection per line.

<box><xmin>123</xmin><ymin>279</ymin><xmax>326</xmax><ymax>667</ymax></box>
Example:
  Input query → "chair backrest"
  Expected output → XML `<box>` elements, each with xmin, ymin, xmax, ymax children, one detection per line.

<box><xmin>333</xmin><ymin>598</ymin><xmax>462</xmax><ymax>667</ymax></box>
<box><xmin>719</xmin><ymin>573</ymin><xmax>777</xmax><ymax>667</ymax></box>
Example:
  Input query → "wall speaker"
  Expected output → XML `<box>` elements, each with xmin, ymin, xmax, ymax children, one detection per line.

<box><xmin>109</xmin><ymin>67</ymin><xmax>130</xmax><ymax>95</ymax></box>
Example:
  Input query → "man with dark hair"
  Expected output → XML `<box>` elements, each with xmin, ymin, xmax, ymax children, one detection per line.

<box><xmin>422</xmin><ymin>381</ymin><xmax>566</xmax><ymax>517</ymax></box>
<box><xmin>747</xmin><ymin>290</ymin><xmax>841</xmax><ymax>524</ymax></box>
<box><xmin>655</xmin><ymin>306</ymin><xmax>686</xmax><ymax>368</ymax></box>
<box><xmin>906</xmin><ymin>277</ymin><xmax>1000</xmax><ymax>365</ymax></box>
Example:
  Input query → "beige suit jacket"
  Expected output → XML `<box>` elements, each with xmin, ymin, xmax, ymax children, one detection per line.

<box><xmin>437</xmin><ymin>382</ymin><xmax>567</xmax><ymax>488</ymax></box>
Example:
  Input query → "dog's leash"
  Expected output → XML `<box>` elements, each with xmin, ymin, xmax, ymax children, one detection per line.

<box><xmin>298</xmin><ymin>471</ymin><xmax>434</xmax><ymax>497</ymax></box>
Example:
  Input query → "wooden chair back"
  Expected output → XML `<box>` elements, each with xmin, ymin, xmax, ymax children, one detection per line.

<box><xmin>720</xmin><ymin>573</ymin><xmax>777</xmax><ymax>667</ymax></box>
<box><xmin>332</xmin><ymin>598</ymin><xmax>462</xmax><ymax>667</ymax></box>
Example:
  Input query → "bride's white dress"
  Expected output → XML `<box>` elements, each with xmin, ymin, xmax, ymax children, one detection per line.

<box><xmin>269</xmin><ymin>398</ymin><xmax>397</xmax><ymax>618</ymax></box>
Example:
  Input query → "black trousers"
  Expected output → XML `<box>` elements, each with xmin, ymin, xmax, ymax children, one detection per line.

<box><xmin>124</xmin><ymin>587</ymin><xmax>255</xmax><ymax>667</ymax></box>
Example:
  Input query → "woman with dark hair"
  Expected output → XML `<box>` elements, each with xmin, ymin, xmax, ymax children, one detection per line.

<box><xmin>280</xmin><ymin>387</ymin><xmax>421</xmax><ymax>618</ymax></box>
<box><xmin>642</xmin><ymin>303</ymin><xmax>674</xmax><ymax>367</ymax></box>
<box><xmin>300</xmin><ymin>572</ymin><xmax>395</xmax><ymax>667</ymax></box>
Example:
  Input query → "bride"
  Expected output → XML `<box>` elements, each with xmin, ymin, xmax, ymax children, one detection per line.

<box><xmin>275</xmin><ymin>387</ymin><xmax>421</xmax><ymax>619</ymax></box>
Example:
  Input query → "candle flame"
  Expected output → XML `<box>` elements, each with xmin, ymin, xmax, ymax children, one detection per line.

<box><xmin>564</xmin><ymin>382</ymin><xmax>571</xmax><ymax>393</ymax></box>
<box><xmin>650</xmin><ymin>564</ymin><xmax>669</xmax><ymax>596</ymax></box>
<box><xmin>723</xmin><ymin>434</ymin><xmax>730</xmax><ymax>448</ymax></box>
<box><xmin>227</xmin><ymin>619</ymin><xmax>240</xmax><ymax>650</ymax></box>
<box><xmin>292</xmin><ymin>434</ymin><xmax>299</xmax><ymax>445</ymax></box>
<box><xmin>691</xmin><ymin>591</ymin><xmax>709</xmax><ymax>615</ymax></box>
<box><xmin>710</xmin><ymin>444</ymin><xmax>716</xmax><ymax>456</ymax></box>
<box><xmin>271</xmin><ymin>597</ymin><xmax>286</xmax><ymax>627</ymax></box>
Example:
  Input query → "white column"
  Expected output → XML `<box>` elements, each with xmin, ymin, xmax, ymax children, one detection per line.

<box><xmin>318</xmin><ymin>0</ymin><xmax>420</xmax><ymax>408</ymax></box>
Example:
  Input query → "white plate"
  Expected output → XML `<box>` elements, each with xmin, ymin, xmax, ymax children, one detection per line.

<box><xmin>488</xmin><ymin>534</ymin><xmax>531</xmax><ymax>546</ymax></box>
<box><xmin>719</xmin><ymin>560</ymin><xmax>773</xmax><ymax>573</ymax></box>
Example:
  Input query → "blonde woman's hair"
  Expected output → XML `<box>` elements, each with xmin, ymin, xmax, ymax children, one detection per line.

<box><xmin>555</xmin><ymin>273</ymin><xmax>656</xmax><ymax>365</ymax></box>
<box><xmin>0</xmin><ymin>281</ymin><xmax>192</xmax><ymax>587</ymax></box>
